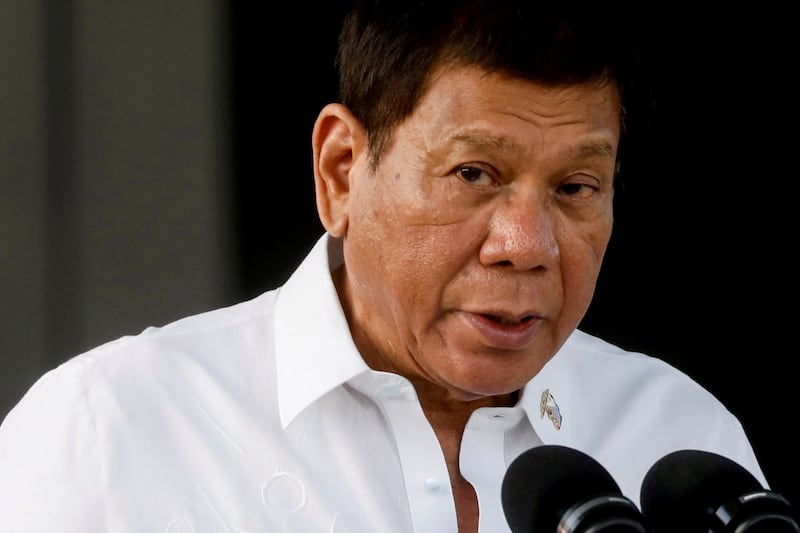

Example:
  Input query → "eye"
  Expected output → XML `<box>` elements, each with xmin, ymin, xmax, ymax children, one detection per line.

<box><xmin>455</xmin><ymin>165</ymin><xmax>495</xmax><ymax>187</ymax></box>
<box><xmin>557</xmin><ymin>180</ymin><xmax>599</xmax><ymax>200</ymax></box>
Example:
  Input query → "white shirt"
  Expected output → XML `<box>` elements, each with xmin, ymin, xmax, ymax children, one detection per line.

<box><xmin>0</xmin><ymin>233</ymin><xmax>767</xmax><ymax>532</ymax></box>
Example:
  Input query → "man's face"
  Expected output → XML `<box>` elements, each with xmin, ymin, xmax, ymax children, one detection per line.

<box><xmin>338</xmin><ymin>65</ymin><xmax>620</xmax><ymax>400</ymax></box>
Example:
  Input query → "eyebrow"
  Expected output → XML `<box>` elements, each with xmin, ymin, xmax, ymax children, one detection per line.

<box><xmin>451</xmin><ymin>131</ymin><xmax>520</xmax><ymax>153</ymax></box>
<box><xmin>569</xmin><ymin>140</ymin><xmax>617</xmax><ymax>160</ymax></box>
<box><xmin>450</xmin><ymin>131</ymin><xmax>617</xmax><ymax>161</ymax></box>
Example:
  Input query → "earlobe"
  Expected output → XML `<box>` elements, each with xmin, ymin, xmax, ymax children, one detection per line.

<box><xmin>312</xmin><ymin>103</ymin><xmax>366</xmax><ymax>238</ymax></box>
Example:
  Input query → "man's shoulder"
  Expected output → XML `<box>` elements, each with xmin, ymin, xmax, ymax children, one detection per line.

<box><xmin>556</xmin><ymin>329</ymin><xmax>768</xmax><ymax>494</ymax></box>
<box><xmin>22</xmin><ymin>289</ymin><xmax>282</xmax><ymax>415</ymax></box>
<box><xmin>556</xmin><ymin>329</ymin><xmax>733</xmax><ymax>428</ymax></box>
<box><xmin>561</xmin><ymin>329</ymin><xmax>699</xmax><ymax>387</ymax></box>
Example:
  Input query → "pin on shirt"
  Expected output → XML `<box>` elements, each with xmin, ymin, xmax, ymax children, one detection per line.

<box><xmin>540</xmin><ymin>388</ymin><xmax>562</xmax><ymax>430</ymax></box>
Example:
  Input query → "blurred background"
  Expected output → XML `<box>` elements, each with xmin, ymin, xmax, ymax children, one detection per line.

<box><xmin>1</xmin><ymin>1</ymin><xmax>796</xmax><ymax>509</ymax></box>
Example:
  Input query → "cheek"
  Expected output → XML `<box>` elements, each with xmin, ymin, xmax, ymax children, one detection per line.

<box><xmin>384</xmin><ymin>228</ymin><xmax>469</xmax><ymax>300</ymax></box>
<box><xmin>348</xmin><ymin>220</ymin><xmax>474</xmax><ymax>326</ymax></box>
<box><xmin>345</xmin><ymin>195</ymin><xmax>446</xmax><ymax>311</ymax></box>
<box><xmin>561</xmin><ymin>222</ymin><xmax>612</xmax><ymax>308</ymax></box>
<box><xmin>352</xmin><ymin>172</ymin><xmax>480</xmax><ymax>269</ymax></box>
<box><xmin>345</xmin><ymin>161</ymin><xmax>490</xmax><ymax>313</ymax></box>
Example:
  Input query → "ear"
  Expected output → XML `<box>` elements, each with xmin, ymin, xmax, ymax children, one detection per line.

<box><xmin>312</xmin><ymin>103</ymin><xmax>368</xmax><ymax>237</ymax></box>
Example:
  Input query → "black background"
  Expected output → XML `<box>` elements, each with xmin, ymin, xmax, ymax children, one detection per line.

<box><xmin>228</xmin><ymin>3</ymin><xmax>798</xmax><ymax>509</ymax></box>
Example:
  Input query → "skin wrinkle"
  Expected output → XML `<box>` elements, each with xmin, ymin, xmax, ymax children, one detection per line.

<box><xmin>317</xmin><ymin>64</ymin><xmax>620</xmax><ymax>403</ymax></box>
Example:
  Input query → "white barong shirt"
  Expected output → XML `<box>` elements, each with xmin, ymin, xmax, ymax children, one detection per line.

<box><xmin>0</xmin><ymin>233</ymin><xmax>767</xmax><ymax>532</ymax></box>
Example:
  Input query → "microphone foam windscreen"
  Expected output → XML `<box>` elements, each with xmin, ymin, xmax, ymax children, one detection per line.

<box><xmin>501</xmin><ymin>444</ymin><xmax>623</xmax><ymax>533</ymax></box>
<box><xmin>640</xmin><ymin>449</ymin><xmax>762</xmax><ymax>532</ymax></box>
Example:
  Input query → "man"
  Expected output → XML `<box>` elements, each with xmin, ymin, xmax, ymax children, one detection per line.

<box><xmin>0</xmin><ymin>1</ymin><xmax>768</xmax><ymax>532</ymax></box>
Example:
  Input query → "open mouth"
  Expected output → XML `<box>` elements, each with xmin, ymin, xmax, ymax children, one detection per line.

<box><xmin>483</xmin><ymin>314</ymin><xmax>535</xmax><ymax>327</ymax></box>
<box><xmin>464</xmin><ymin>311</ymin><xmax>541</xmax><ymax>349</ymax></box>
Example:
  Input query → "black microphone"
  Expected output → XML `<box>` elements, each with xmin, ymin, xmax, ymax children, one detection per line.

<box><xmin>640</xmin><ymin>449</ymin><xmax>799</xmax><ymax>532</ymax></box>
<box><xmin>501</xmin><ymin>444</ymin><xmax>650</xmax><ymax>532</ymax></box>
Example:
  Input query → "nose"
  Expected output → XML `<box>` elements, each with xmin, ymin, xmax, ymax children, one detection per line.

<box><xmin>478</xmin><ymin>191</ymin><xmax>560</xmax><ymax>271</ymax></box>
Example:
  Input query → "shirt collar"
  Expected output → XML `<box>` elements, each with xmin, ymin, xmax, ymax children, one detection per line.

<box><xmin>275</xmin><ymin>231</ymin><xmax>578</xmax><ymax>444</ymax></box>
<box><xmin>275</xmin><ymin>233</ymin><xmax>369</xmax><ymax>428</ymax></box>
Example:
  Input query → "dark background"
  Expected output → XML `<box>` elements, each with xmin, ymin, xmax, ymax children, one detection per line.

<box><xmin>1</xmin><ymin>0</ymin><xmax>795</xmax><ymax>513</ymax></box>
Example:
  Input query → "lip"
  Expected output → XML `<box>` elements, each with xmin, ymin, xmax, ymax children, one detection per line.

<box><xmin>461</xmin><ymin>311</ymin><xmax>541</xmax><ymax>350</ymax></box>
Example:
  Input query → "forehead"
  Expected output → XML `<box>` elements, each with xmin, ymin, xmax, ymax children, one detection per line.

<box><xmin>423</xmin><ymin>63</ymin><xmax>620</xmax><ymax>120</ymax></box>
<box><xmin>409</xmin><ymin>64</ymin><xmax>622</xmax><ymax>157</ymax></box>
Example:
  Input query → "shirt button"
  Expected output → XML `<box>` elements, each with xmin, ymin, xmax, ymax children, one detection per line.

<box><xmin>424</xmin><ymin>478</ymin><xmax>442</xmax><ymax>493</ymax></box>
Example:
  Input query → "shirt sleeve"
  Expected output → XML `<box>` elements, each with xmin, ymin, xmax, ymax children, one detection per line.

<box><xmin>0</xmin><ymin>365</ymin><xmax>110</xmax><ymax>531</ymax></box>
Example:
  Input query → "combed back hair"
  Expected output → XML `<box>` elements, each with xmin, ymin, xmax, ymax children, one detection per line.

<box><xmin>336</xmin><ymin>0</ymin><xmax>652</xmax><ymax>176</ymax></box>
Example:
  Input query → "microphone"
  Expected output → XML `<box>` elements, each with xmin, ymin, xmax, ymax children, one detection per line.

<box><xmin>640</xmin><ymin>449</ymin><xmax>799</xmax><ymax>532</ymax></box>
<box><xmin>501</xmin><ymin>444</ymin><xmax>649</xmax><ymax>532</ymax></box>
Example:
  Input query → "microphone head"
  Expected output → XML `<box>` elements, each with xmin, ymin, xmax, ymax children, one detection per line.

<box><xmin>501</xmin><ymin>444</ymin><xmax>632</xmax><ymax>532</ymax></box>
<box><xmin>640</xmin><ymin>449</ymin><xmax>798</xmax><ymax>532</ymax></box>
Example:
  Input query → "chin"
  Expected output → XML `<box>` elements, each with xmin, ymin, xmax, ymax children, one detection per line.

<box><xmin>450</xmin><ymin>372</ymin><xmax>527</xmax><ymax>400</ymax></box>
